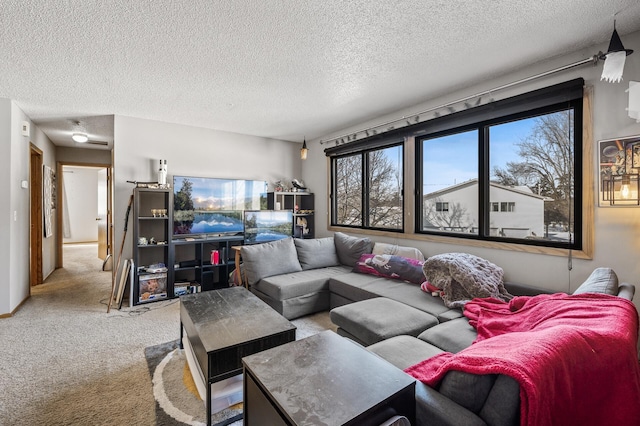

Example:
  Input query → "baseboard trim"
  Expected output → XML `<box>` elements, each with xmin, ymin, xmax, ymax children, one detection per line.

<box><xmin>0</xmin><ymin>295</ymin><xmax>31</xmax><ymax>318</ymax></box>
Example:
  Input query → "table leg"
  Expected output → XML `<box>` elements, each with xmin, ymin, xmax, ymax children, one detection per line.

<box><xmin>233</xmin><ymin>247</ymin><xmax>246</xmax><ymax>288</ymax></box>
<box><xmin>207</xmin><ymin>378</ymin><xmax>212</xmax><ymax>426</ymax></box>
<box><xmin>179</xmin><ymin>321</ymin><xmax>184</xmax><ymax>349</ymax></box>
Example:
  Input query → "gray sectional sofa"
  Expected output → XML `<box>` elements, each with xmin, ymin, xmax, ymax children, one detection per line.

<box><xmin>239</xmin><ymin>233</ymin><xmax>637</xmax><ymax>426</ymax></box>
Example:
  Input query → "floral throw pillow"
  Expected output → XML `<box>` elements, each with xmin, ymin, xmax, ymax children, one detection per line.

<box><xmin>353</xmin><ymin>253</ymin><xmax>426</xmax><ymax>285</ymax></box>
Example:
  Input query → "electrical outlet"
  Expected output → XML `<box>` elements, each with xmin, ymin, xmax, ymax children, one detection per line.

<box><xmin>14</xmin><ymin>211</ymin><xmax>17</xmax><ymax>221</ymax></box>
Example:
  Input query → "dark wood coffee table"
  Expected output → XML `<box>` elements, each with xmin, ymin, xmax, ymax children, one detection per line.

<box><xmin>243</xmin><ymin>330</ymin><xmax>416</xmax><ymax>425</ymax></box>
<box><xmin>180</xmin><ymin>286</ymin><xmax>296</xmax><ymax>425</ymax></box>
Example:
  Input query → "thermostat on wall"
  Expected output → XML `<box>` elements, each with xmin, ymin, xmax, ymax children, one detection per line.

<box><xmin>21</xmin><ymin>121</ymin><xmax>30</xmax><ymax>137</ymax></box>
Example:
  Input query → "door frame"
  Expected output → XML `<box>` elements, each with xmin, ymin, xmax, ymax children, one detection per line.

<box><xmin>29</xmin><ymin>144</ymin><xmax>44</xmax><ymax>287</ymax></box>
<box><xmin>56</xmin><ymin>162</ymin><xmax>113</xmax><ymax>268</ymax></box>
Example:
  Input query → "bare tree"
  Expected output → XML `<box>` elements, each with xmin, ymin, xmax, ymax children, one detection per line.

<box><xmin>368</xmin><ymin>150</ymin><xmax>402</xmax><ymax>228</ymax></box>
<box><xmin>492</xmin><ymin>110</ymin><xmax>574</xmax><ymax>226</ymax></box>
<box><xmin>334</xmin><ymin>148</ymin><xmax>403</xmax><ymax>228</ymax></box>
<box><xmin>334</xmin><ymin>155</ymin><xmax>362</xmax><ymax>226</ymax></box>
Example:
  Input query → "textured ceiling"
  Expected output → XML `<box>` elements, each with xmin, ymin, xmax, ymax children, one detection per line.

<box><xmin>2</xmin><ymin>0</ymin><xmax>640</xmax><ymax>149</ymax></box>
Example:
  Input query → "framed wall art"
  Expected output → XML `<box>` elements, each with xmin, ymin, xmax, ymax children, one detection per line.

<box><xmin>598</xmin><ymin>135</ymin><xmax>640</xmax><ymax>206</ymax></box>
<box><xmin>43</xmin><ymin>165</ymin><xmax>56</xmax><ymax>237</ymax></box>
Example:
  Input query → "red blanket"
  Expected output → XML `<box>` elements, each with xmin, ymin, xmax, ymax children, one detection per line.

<box><xmin>405</xmin><ymin>293</ymin><xmax>640</xmax><ymax>426</ymax></box>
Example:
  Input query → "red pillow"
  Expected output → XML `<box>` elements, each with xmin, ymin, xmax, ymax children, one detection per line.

<box><xmin>353</xmin><ymin>254</ymin><xmax>425</xmax><ymax>284</ymax></box>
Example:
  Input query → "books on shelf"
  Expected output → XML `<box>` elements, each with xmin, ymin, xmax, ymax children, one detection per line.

<box><xmin>209</xmin><ymin>248</ymin><xmax>226</xmax><ymax>265</ymax></box>
<box><xmin>174</xmin><ymin>281</ymin><xmax>201</xmax><ymax>297</ymax></box>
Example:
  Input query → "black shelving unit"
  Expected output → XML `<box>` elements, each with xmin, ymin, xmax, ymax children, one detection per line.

<box><xmin>170</xmin><ymin>235</ymin><xmax>244</xmax><ymax>293</ymax></box>
<box><xmin>266</xmin><ymin>192</ymin><xmax>314</xmax><ymax>239</ymax></box>
<box><xmin>132</xmin><ymin>188</ymin><xmax>171</xmax><ymax>306</ymax></box>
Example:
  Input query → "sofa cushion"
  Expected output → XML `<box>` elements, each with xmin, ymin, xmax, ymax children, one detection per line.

<box><xmin>330</xmin><ymin>297</ymin><xmax>438</xmax><ymax>345</ymax></box>
<box><xmin>241</xmin><ymin>238</ymin><xmax>302</xmax><ymax>285</ymax></box>
<box><xmin>334</xmin><ymin>232</ymin><xmax>373</xmax><ymax>267</ymax></box>
<box><xmin>329</xmin><ymin>273</ymin><xmax>453</xmax><ymax>319</ymax></box>
<box><xmin>372</xmin><ymin>242</ymin><xmax>425</xmax><ymax>261</ymax></box>
<box><xmin>418</xmin><ymin>317</ymin><xmax>478</xmax><ymax>353</ymax></box>
<box><xmin>415</xmin><ymin>382</ymin><xmax>487</xmax><ymax>426</ymax></box>
<box><xmin>572</xmin><ymin>267</ymin><xmax>619</xmax><ymax>295</ymax></box>
<box><xmin>353</xmin><ymin>254</ymin><xmax>425</xmax><ymax>284</ymax></box>
<box><xmin>253</xmin><ymin>266</ymin><xmax>351</xmax><ymax>301</ymax></box>
<box><xmin>439</xmin><ymin>371</ymin><xmax>496</xmax><ymax>414</ymax></box>
<box><xmin>294</xmin><ymin>237</ymin><xmax>340</xmax><ymax>270</ymax></box>
<box><xmin>367</xmin><ymin>335</ymin><xmax>444</xmax><ymax>370</ymax></box>
<box><xmin>478</xmin><ymin>374</ymin><xmax>520</xmax><ymax>426</ymax></box>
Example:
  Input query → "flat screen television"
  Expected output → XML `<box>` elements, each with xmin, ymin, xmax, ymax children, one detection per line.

<box><xmin>243</xmin><ymin>210</ymin><xmax>294</xmax><ymax>244</ymax></box>
<box><xmin>173</xmin><ymin>176</ymin><xmax>266</xmax><ymax>238</ymax></box>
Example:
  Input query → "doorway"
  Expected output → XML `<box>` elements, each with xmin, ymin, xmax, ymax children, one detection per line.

<box><xmin>29</xmin><ymin>145</ymin><xmax>43</xmax><ymax>287</ymax></box>
<box><xmin>56</xmin><ymin>163</ymin><xmax>112</xmax><ymax>269</ymax></box>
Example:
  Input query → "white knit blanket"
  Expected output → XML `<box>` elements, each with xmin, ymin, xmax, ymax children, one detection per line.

<box><xmin>422</xmin><ymin>253</ymin><xmax>512</xmax><ymax>308</ymax></box>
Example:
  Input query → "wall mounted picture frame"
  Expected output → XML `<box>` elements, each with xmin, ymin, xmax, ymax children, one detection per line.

<box><xmin>43</xmin><ymin>165</ymin><xmax>55</xmax><ymax>237</ymax></box>
<box><xmin>598</xmin><ymin>135</ymin><xmax>640</xmax><ymax>207</ymax></box>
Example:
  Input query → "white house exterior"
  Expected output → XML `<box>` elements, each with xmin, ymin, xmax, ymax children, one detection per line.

<box><xmin>423</xmin><ymin>179</ymin><xmax>551</xmax><ymax>238</ymax></box>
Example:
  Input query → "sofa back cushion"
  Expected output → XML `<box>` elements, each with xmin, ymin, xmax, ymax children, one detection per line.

<box><xmin>294</xmin><ymin>237</ymin><xmax>340</xmax><ymax>270</ymax></box>
<box><xmin>241</xmin><ymin>238</ymin><xmax>302</xmax><ymax>285</ymax></box>
<box><xmin>572</xmin><ymin>267</ymin><xmax>619</xmax><ymax>296</ymax></box>
<box><xmin>334</xmin><ymin>232</ymin><xmax>373</xmax><ymax>267</ymax></box>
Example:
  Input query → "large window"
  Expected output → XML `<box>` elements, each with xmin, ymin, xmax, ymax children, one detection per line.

<box><xmin>326</xmin><ymin>79</ymin><xmax>584</xmax><ymax>252</ymax></box>
<box><xmin>331</xmin><ymin>143</ymin><xmax>403</xmax><ymax>230</ymax></box>
<box><xmin>419</xmin><ymin>104</ymin><xmax>581</xmax><ymax>249</ymax></box>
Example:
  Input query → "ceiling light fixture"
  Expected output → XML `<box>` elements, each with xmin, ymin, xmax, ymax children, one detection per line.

<box><xmin>599</xmin><ymin>20</ymin><xmax>634</xmax><ymax>83</ymax></box>
<box><xmin>72</xmin><ymin>133</ymin><xmax>89</xmax><ymax>143</ymax></box>
<box><xmin>300</xmin><ymin>137</ymin><xmax>308</xmax><ymax>160</ymax></box>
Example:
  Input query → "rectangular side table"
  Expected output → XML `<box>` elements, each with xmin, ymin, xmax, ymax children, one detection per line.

<box><xmin>243</xmin><ymin>330</ymin><xmax>416</xmax><ymax>425</ymax></box>
<box><xmin>180</xmin><ymin>286</ymin><xmax>296</xmax><ymax>425</ymax></box>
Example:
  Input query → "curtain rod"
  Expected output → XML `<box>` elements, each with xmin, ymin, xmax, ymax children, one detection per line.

<box><xmin>319</xmin><ymin>54</ymin><xmax>600</xmax><ymax>146</ymax></box>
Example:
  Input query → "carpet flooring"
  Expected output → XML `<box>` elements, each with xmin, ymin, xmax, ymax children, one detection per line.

<box><xmin>0</xmin><ymin>243</ymin><xmax>335</xmax><ymax>425</ymax></box>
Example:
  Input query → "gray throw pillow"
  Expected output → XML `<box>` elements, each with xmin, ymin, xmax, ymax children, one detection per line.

<box><xmin>241</xmin><ymin>238</ymin><xmax>302</xmax><ymax>285</ymax></box>
<box><xmin>334</xmin><ymin>232</ymin><xmax>373</xmax><ymax>267</ymax></box>
<box><xmin>294</xmin><ymin>237</ymin><xmax>340</xmax><ymax>270</ymax></box>
<box><xmin>572</xmin><ymin>267</ymin><xmax>619</xmax><ymax>295</ymax></box>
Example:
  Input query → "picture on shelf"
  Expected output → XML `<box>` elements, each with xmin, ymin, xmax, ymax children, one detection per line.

<box><xmin>139</xmin><ymin>273</ymin><xmax>168</xmax><ymax>303</ymax></box>
<box><xmin>173</xmin><ymin>176</ymin><xmax>267</xmax><ymax>237</ymax></box>
<box><xmin>244</xmin><ymin>210</ymin><xmax>293</xmax><ymax>244</ymax></box>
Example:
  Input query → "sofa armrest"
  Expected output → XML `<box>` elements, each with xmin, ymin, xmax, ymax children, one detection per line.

<box><xmin>617</xmin><ymin>282</ymin><xmax>636</xmax><ymax>301</ymax></box>
<box><xmin>415</xmin><ymin>382</ymin><xmax>487</xmax><ymax>426</ymax></box>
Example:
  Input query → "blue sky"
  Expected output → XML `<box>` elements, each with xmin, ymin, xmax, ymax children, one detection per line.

<box><xmin>422</xmin><ymin>117</ymin><xmax>537</xmax><ymax>193</ymax></box>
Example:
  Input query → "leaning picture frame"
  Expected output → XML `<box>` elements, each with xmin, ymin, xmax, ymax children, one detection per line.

<box><xmin>598</xmin><ymin>135</ymin><xmax>640</xmax><ymax>207</ymax></box>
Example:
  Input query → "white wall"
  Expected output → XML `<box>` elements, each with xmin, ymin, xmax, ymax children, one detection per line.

<box><xmin>113</xmin><ymin>116</ymin><xmax>303</xmax><ymax>261</ymax></box>
<box><xmin>0</xmin><ymin>99</ymin><xmax>11</xmax><ymax>315</ymax></box>
<box><xmin>0</xmin><ymin>99</ymin><xmax>57</xmax><ymax>315</ymax></box>
<box><xmin>304</xmin><ymin>30</ymin><xmax>640</xmax><ymax>313</ymax></box>
<box><xmin>62</xmin><ymin>166</ymin><xmax>99</xmax><ymax>243</ymax></box>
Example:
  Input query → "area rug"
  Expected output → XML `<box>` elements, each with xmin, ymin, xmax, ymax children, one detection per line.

<box><xmin>145</xmin><ymin>340</ymin><xmax>243</xmax><ymax>426</ymax></box>
<box><xmin>145</xmin><ymin>312</ymin><xmax>336</xmax><ymax>425</ymax></box>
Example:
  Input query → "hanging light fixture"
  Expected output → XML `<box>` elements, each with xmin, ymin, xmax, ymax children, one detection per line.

<box><xmin>600</xmin><ymin>20</ymin><xmax>634</xmax><ymax>83</ymax></box>
<box><xmin>300</xmin><ymin>137</ymin><xmax>308</xmax><ymax>160</ymax></box>
<box><xmin>72</xmin><ymin>132</ymin><xmax>89</xmax><ymax>143</ymax></box>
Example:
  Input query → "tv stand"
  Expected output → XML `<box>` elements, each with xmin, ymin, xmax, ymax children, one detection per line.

<box><xmin>170</xmin><ymin>234</ymin><xmax>244</xmax><ymax>294</ymax></box>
